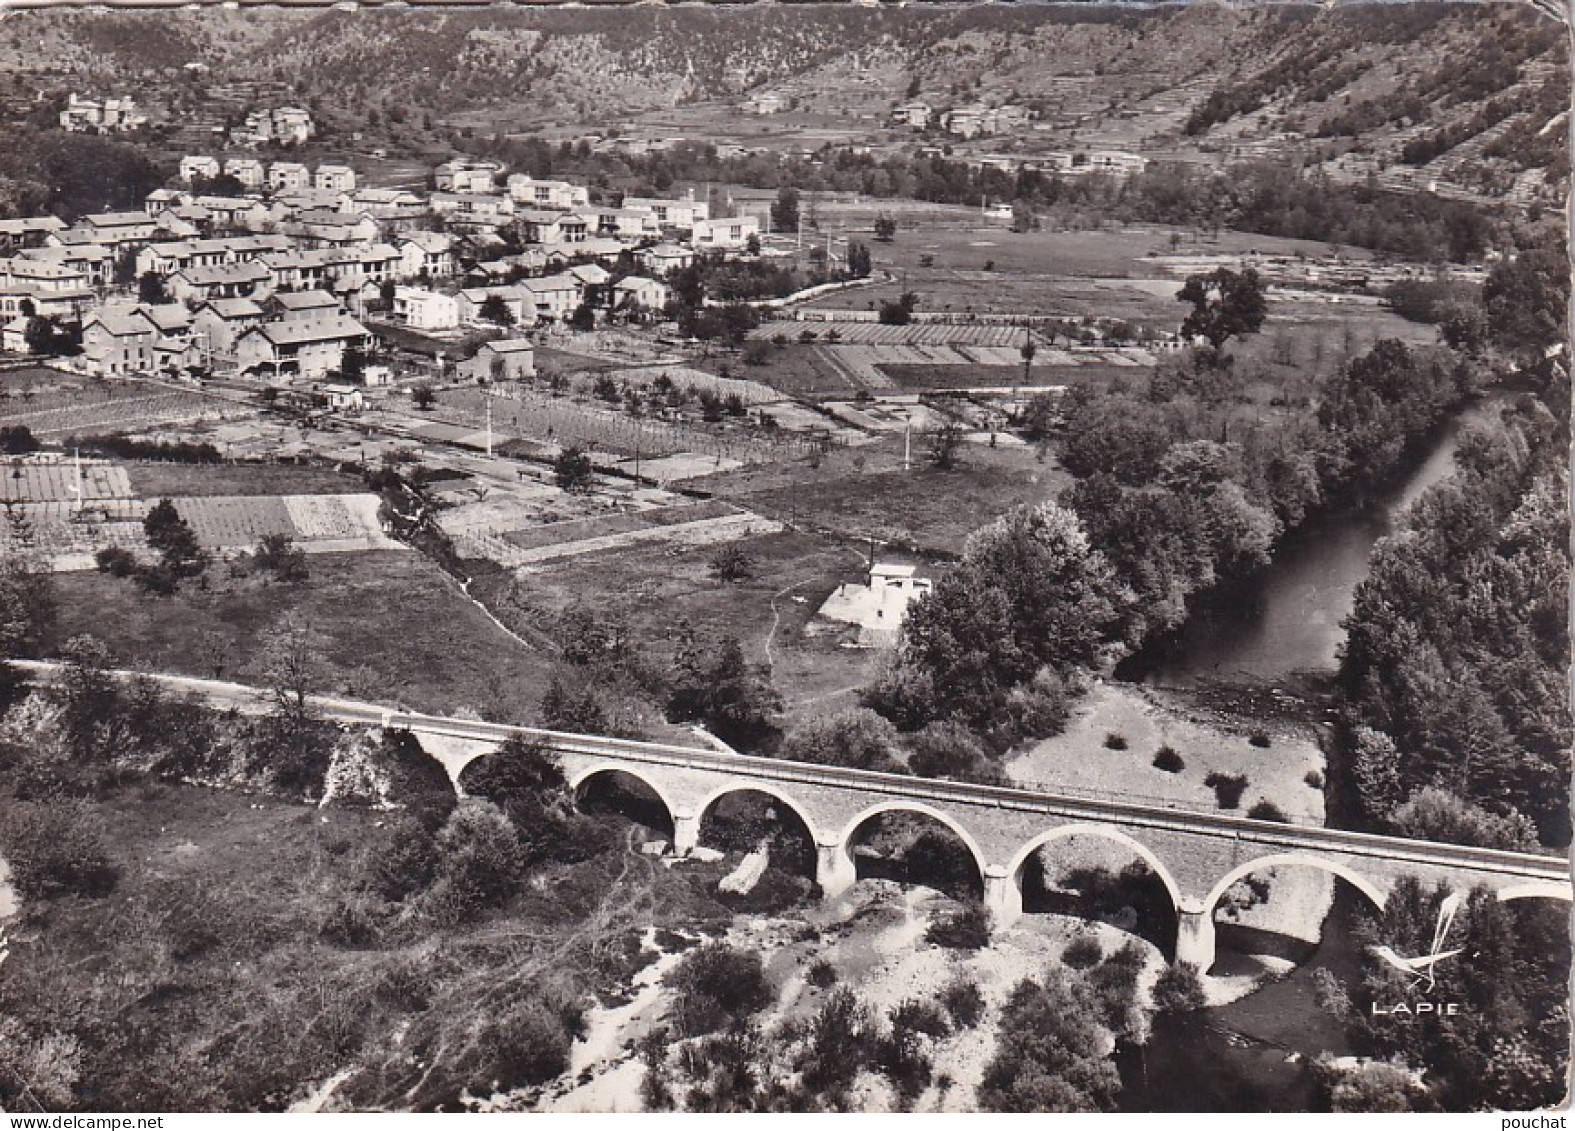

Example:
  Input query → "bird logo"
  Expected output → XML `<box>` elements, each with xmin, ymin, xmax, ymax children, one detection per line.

<box><xmin>1368</xmin><ymin>892</ymin><xmax>1465</xmax><ymax>994</ymax></box>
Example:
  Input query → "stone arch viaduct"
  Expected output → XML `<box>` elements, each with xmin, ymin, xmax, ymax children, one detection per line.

<box><xmin>379</xmin><ymin>707</ymin><xmax>1572</xmax><ymax>972</ymax></box>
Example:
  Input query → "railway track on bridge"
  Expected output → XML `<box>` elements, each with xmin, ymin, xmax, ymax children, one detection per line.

<box><xmin>367</xmin><ymin>704</ymin><xmax>1569</xmax><ymax>890</ymax></box>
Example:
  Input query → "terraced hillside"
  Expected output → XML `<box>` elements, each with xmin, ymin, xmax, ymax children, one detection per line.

<box><xmin>0</xmin><ymin>3</ymin><xmax>1564</xmax><ymax>202</ymax></box>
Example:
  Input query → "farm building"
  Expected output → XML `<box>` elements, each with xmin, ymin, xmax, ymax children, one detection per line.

<box><xmin>460</xmin><ymin>338</ymin><xmax>535</xmax><ymax>383</ymax></box>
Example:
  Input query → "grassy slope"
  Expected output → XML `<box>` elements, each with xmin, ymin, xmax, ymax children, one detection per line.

<box><xmin>50</xmin><ymin>550</ymin><xmax>556</xmax><ymax>723</ymax></box>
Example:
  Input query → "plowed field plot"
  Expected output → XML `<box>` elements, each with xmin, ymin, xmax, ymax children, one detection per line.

<box><xmin>497</xmin><ymin>498</ymin><xmax>740</xmax><ymax>552</ymax></box>
<box><xmin>0</xmin><ymin>461</ymin><xmax>132</xmax><ymax>503</ymax></box>
<box><xmin>0</xmin><ymin>387</ymin><xmax>239</xmax><ymax>439</ymax></box>
<box><xmin>751</xmin><ymin>323</ymin><xmax>1036</xmax><ymax>348</ymax></box>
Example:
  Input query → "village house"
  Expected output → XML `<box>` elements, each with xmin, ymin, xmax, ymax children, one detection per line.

<box><xmin>0</xmin><ymin>284</ymin><xmax>89</xmax><ymax>323</ymax></box>
<box><xmin>79</xmin><ymin>308</ymin><xmax>162</xmax><ymax>377</ymax></box>
<box><xmin>66</xmin><ymin>212</ymin><xmax>160</xmax><ymax>251</ymax></box>
<box><xmin>263</xmin><ymin>289</ymin><xmax>344</xmax><ymax>323</ymax></box>
<box><xmin>458</xmin><ymin>286</ymin><xmax>531</xmax><ymax>327</ymax></box>
<box><xmin>283</xmin><ymin>210</ymin><xmax>382</xmax><ymax>249</ymax></box>
<box><xmin>581</xmin><ymin>207</ymin><xmax>660</xmax><ymax>242</ymax></box>
<box><xmin>19</xmin><ymin>245</ymin><xmax>111</xmax><ymax>288</ymax></box>
<box><xmin>353</xmin><ymin>188</ymin><xmax>427</xmax><ymax>222</ymax></box>
<box><xmin>0</xmin><ymin>217</ymin><xmax>66</xmax><ymax>252</ymax></box>
<box><xmin>191</xmin><ymin>298</ymin><xmax>266</xmax><ymax>356</ymax></box>
<box><xmin>60</xmin><ymin>93</ymin><xmax>147</xmax><ymax>133</ymax></box>
<box><xmin>267</xmin><ymin>163</ymin><xmax>312</xmax><ymax>193</ymax></box>
<box><xmin>430</xmin><ymin>192</ymin><xmax>516</xmax><ymax>226</ymax></box>
<box><xmin>392</xmin><ymin>286</ymin><xmax>460</xmax><ymax>331</ymax></box>
<box><xmin>612</xmin><ymin>275</ymin><xmax>671</xmax><ymax>316</ymax></box>
<box><xmin>434</xmin><ymin>160</ymin><xmax>504</xmax><ymax>194</ymax></box>
<box><xmin>744</xmin><ymin>91</ymin><xmax>788</xmax><ymax>115</ymax></box>
<box><xmin>519</xmin><ymin>274</ymin><xmax>581</xmax><ymax>323</ymax></box>
<box><xmin>504</xmin><ymin>175</ymin><xmax>591</xmax><ymax>211</ymax></box>
<box><xmin>167</xmin><ymin>261</ymin><xmax>273</xmax><ymax>304</ymax></box>
<box><xmin>892</xmin><ymin>101</ymin><xmax>933</xmax><ymax>129</ymax></box>
<box><xmin>189</xmin><ymin>196</ymin><xmax>276</xmax><ymax>232</ymax></box>
<box><xmin>224</xmin><ymin>157</ymin><xmax>267</xmax><ymax>189</ymax></box>
<box><xmin>232</xmin><ymin>106</ymin><xmax>314</xmax><ymax>147</ymax></box>
<box><xmin>518</xmin><ymin>210</ymin><xmax>588</xmax><ymax>245</ymax></box>
<box><xmin>691</xmin><ymin>216</ymin><xmax>760</xmax><ymax>251</ymax></box>
<box><xmin>460</xmin><ymin>338</ymin><xmax>535</xmax><ymax>382</ymax></box>
<box><xmin>1</xmin><ymin>257</ymin><xmax>90</xmax><ymax>295</ymax></box>
<box><xmin>622</xmin><ymin>195</ymin><xmax>710</xmax><ymax>232</ymax></box>
<box><xmin>232</xmin><ymin>316</ymin><xmax>368</xmax><ymax>380</ymax></box>
<box><xmin>179</xmin><ymin>155</ymin><xmax>222</xmax><ymax>183</ymax></box>
<box><xmin>143</xmin><ymin>189</ymin><xmax>188</xmax><ymax>216</ymax></box>
<box><xmin>396</xmin><ymin>231</ymin><xmax>456</xmax><ymax>280</ymax></box>
<box><xmin>313</xmin><ymin>165</ymin><xmax>358</xmax><ymax>193</ymax></box>
<box><xmin>639</xmin><ymin>242</ymin><xmax>695</xmax><ymax>276</ymax></box>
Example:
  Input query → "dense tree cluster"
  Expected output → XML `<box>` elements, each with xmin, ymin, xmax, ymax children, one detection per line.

<box><xmin>1338</xmin><ymin>401</ymin><xmax>1569</xmax><ymax>846</ymax></box>
<box><xmin>863</xmin><ymin>502</ymin><xmax>1124</xmax><ymax>742</ymax></box>
<box><xmin>1344</xmin><ymin>881</ymin><xmax>1570</xmax><ymax>1111</ymax></box>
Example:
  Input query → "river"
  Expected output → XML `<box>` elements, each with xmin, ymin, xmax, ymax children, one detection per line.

<box><xmin>1114</xmin><ymin>398</ymin><xmax>1501</xmax><ymax>1109</ymax></box>
<box><xmin>1121</xmin><ymin>397</ymin><xmax>1502</xmax><ymax>687</ymax></box>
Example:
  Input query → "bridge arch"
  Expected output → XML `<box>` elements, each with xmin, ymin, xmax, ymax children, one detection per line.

<box><xmin>1201</xmin><ymin>852</ymin><xmax>1388</xmax><ymax>921</ymax></box>
<box><xmin>694</xmin><ymin>782</ymin><xmax>822</xmax><ymax>849</ymax></box>
<box><xmin>568</xmin><ymin>763</ymin><xmax>679</xmax><ymax>833</ymax></box>
<box><xmin>1497</xmin><ymin>882</ymin><xmax>1574</xmax><ymax>905</ymax></box>
<box><xmin>836</xmin><ymin>800</ymin><xmax>989</xmax><ymax>899</ymax></box>
<box><xmin>1005</xmin><ymin>824</ymin><xmax>1185</xmax><ymax>913</ymax></box>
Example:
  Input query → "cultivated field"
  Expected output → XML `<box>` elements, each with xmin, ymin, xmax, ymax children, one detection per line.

<box><xmin>0</xmin><ymin>383</ymin><xmax>245</xmax><ymax>440</ymax></box>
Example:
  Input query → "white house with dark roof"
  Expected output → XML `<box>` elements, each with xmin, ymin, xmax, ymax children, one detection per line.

<box><xmin>223</xmin><ymin>158</ymin><xmax>266</xmax><ymax>189</ymax></box>
<box><xmin>267</xmin><ymin>162</ymin><xmax>312</xmax><ymax>192</ymax></box>
<box><xmin>691</xmin><ymin>216</ymin><xmax>760</xmax><ymax>251</ymax></box>
<box><xmin>393</xmin><ymin>287</ymin><xmax>460</xmax><ymax>331</ymax></box>
<box><xmin>179</xmin><ymin>155</ymin><xmax>222</xmax><ymax>183</ymax></box>
<box><xmin>397</xmin><ymin>231</ymin><xmax>456</xmax><ymax>280</ymax></box>
<box><xmin>505</xmin><ymin>175</ymin><xmax>590</xmax><ymax>211</ymax></box>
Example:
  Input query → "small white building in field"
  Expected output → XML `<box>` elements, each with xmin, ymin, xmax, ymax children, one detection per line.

<box><xmin>815</xmin><ymin>561</ymin><xmax>933</xmax><ymax>647</ymax></box>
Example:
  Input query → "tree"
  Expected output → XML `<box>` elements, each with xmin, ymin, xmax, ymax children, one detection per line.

<box><xmin>671</xmin><ymin>944</ymin><xmax>774</xmax><ymax>1036</ymax></box>
<box><xmin>137</xmin><ymin>270</ymin><xmax>171</xmax><ymax>305</ymax></box>
<box><xmin>1177</xmin><ymin>266</ymin><xmax>1267</xmax><ymax>350</ymax></box>
<box><xmin>879</xmin><ymin>291</ymin><xmax>919</xmax><ymax>326</ymax></box>
<box><xmin>873</xmin><ymin>214</ymin><xmax>896</xmax><ymax>242</ymax></box>
<box><xmin>667</xmin><ymin>633</ymin><xmax>780</xmax><ymax>749</ymax></box>
<box><xmin>978</xmin><ymin>972</ymin><xmax>1121</xmax><ymax>1112</ymax></box>
<box><xmin>1019</xmin><ymin>337</ymin><xmax>1037</xmax><ymax>386</ymax></box>
<box><xmin>339</xmin><ymin>346</ymin><xmax>366</xmax><ymax>384</ymax></box>
<box><xmin>568</xmin><ymin>302</ymin><xmax>596</xmax><ymax>331</ymax></box>
<box><xmin>779</xmin><ymin>708</ymin><xmax>903</xmax><ymax>772</ymax></box>
<box><xmin>1151</xmin><ymin>963</ymin><xmax>1208</xmax><ymax>1014</ymax></box>
<box><xmin>142</xmin><ymin>498</ymin><xmax>207</xmax><ymax>580</ymax></box>
<box><xmin>477</xmin><ymin>293</ymin><xmax>516</xmax><ymax>327</ymax></box>
<box><xmin>927</xmin><ymin>421</ymin><xmax>965</xmax><ymax>470</ymax></box>
<box><xmin>709</xmin><ymin>545</ymin><xmax>755</xmax><ymax>583</ymax></box>
<box><xmin>770</xmin><ymin>186</ymin><xmax>799</xmax><ymax>234</ymax></box>
<box><xmin>845</xmin><ymin>240</ymin><xmax>872</xmax><ymax>279</ymax></box>
<box><xmin>253</xmin><ymin>532</ymin><xmax>308</xmax><ymax>582</ymax></box>
<box><xmin>553</xmin><ymin>446</ymin><xmax>594</xmax><ymax>493</ymax></box>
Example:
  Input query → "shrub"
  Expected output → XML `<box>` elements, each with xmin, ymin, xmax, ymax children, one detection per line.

<box><xmin>1103</xmin><ymin>732</ymin><xmax>1128</xmax><ymax>751</ymax></box>
<box><xmin>94</xmin><ymin>546</ymin><xmax>137</xmax><ymax>578</ymax></box>
<box><xmin>416</xmin><ymin>801</ymin><xmax>525</xmax><ymax>924</ymax></box>
<box><xmin>890</xmin><ymin>998</ymin><xmax>950</xmax><ymax>1039</ymax></box>
<box><xmin>925</xmin><ymin>902</ymin><xmax>990</xmax><ymax>950</ymax></box>
<box><xmin>477</xmin><ymin>997</ymin><xmax>575</xmax><ymax>1091</ymax></box>
<box><xmin>940</xmin><ymin>975</ymin><xmax>985</xmax><ymax>1029</ymax></box>
<box><xmin>1152</xmin><ymin>745</ymin><xmax>1185</xmax><ymax>773</ymax></box>
<box><xmin>1247</xmin><ymin>799</ymin><xmax>1289</xmax><ymax>822</ymax></box>
<box><xmin>1204</xmin><ymin>772</ymin><xmax>1249</xmax><ymax>809</ymax></box>
<box><xmin>806</xmin><ymin>958</ymin><xmax>838</xmax><ymax>989</ymax></box>
<box><xmin>1248</xmin><ymin>731</ymin><xmax>1272</xmax><ymax>748</ymax></box>
<box><xmin>0</xmin><ymin>802</ymin><xmax>117</xmax><ymax>901</ymax></box>
<box><xmin>1151</xmin><ymin>962</ymin><xmax>1208</xmax><ymax>1014</ymax></box>
<box><xmin>1305</xmin><ymin>769</ymin><xmax>1325</xmax><ymax>789</ymax></box>
<box><xmin>670</xmin><ymin>943</ymin><xmax>774</xmax><ymax>1036</ymax></box>
<box><xmin>1063</xmin><ymin>933</ymin><xmax>1104</xmax><ymax>970</ymax></box>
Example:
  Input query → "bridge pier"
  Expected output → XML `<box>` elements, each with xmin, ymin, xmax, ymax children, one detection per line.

<box><xmin>816</xmin><ymin>841</ymin><xmax>857</xmax><ymax>898</ymax></box>
<box><xmin>1175</xmin><ymin>904</ymin><xmax>1216</xmax><ymax>973</ymax></box>
<box><xmin>672</xmin><ymin>814</ymin><xmax>700</xmax><ymax>856</ymax></box>
<box><xmin>984</xmin><ymin>865</ymin><xmax>1021</xmax><ymax>930</ymax></box>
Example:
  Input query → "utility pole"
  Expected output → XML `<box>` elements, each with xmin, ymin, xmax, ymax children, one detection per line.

<box><xmin>903</xmin><ymin>413</ymin><xmax>912</xmax><ymax>471</ymax></box>
<box><xmin>484</xmin><ymin>391</ymin><xmax>493</xmax><ymax>456</ymax></box>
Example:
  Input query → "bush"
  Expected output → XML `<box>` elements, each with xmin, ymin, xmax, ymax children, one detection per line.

<box><xmin>1151</xmin><ymin>962</ymin><xmax>1208</xmax><ymax>1014</ymax></box>
<box><xmin>477</xmin><ymin>997</ymin><xmax>576</xmax><ymax>1091</ymax></box>
<box><xmin>415</xmin><ymin>801</ymin><xmax>525</xmax><ymax>924</ymax></box>
<box><xmin>0</xmin><ymin>802</ymin><xmax>117</xmax><ymax>901</ymax></box>
<box><xmin>670</xmin><ymin>943</ymin><xmax>774</xmax><ymax>1036</ymax></box>
<box><xmin>1305</xmin><ymin>769</ymin><xmax>1325</xmax><ymax>789</ymax></box>
<box><xmin>1152</xmin><ymin>744</ymin><xmax>1185</xmax><ymax>773</ymax></box>
<box><xmin>1248</xmin><ymin>731</ymin><xmax>1272</xmax><ymax>748</ymax></box>
<box><xmin>94</xmin><ymin>546</ymin><xmax>137</xmax><ymax>578</ymax></box>
<box><xmin>1063</xmin><ymin>933</ymin><xmax>1104</xmax><ymax>970</ymax></box>
<box><xmin>1204</xmin><ymin>772</ymin><xmax>1249</xmax><ymax>809</ymax></box>
<box><xmin>1103</xmin><ymin>732</ymin><xmax>1128</xmax><ymax>751</ymax></box>
<box><xmin>806</xmin><ymin>958</ymin><xmax>838</xmax><ymax>989</ymax></box>
<box><xmin>890</xmin><ymin>998</ymin><xmax>950</xmax><ymax>1039</ymax></box>
<box><xmin>925</xmin><ymin>902</ymin><xmax>990</xmax><ymax>950</ymax></box>
<box><xmin>940</xmin><ymin>975</ymin><xmax>985</xmax><ymax>1029</ymax></box>
<box><xmin>1247</xmin><ymin>799</ymin><xmax>1289</xmax><ymax>822</ymax></box>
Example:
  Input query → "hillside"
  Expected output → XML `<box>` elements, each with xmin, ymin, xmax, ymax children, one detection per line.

<box><xmin>0</xmin><ymin>3</ymin><xmax>1564</xmax><ymax>202</ymax></box>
